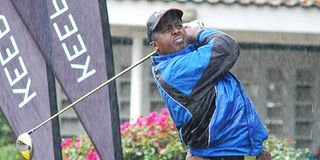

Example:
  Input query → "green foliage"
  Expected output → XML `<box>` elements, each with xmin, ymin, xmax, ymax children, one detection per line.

<box><xmin>0</xmin><ymin>144</ymin><xmax>20</xmax><ymax>160</ymax></box>
<box><xmin>263</xmin><ymin>134</ymin><xmax>311</xmax><ymax>160</ymax></box>
<box><xmin>0</xmin><ymin>111</ymin><xmax>20</xmax><ymax>160</ymax></box>
<box><xmin>0</xmin><ymin>111</ymin><xmax>14</xmax><ymax>146</ymax></box>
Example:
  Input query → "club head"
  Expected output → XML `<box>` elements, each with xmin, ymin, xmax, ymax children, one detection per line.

<box><xmin>16</xmin><ymin>132</ymin><xmax>33</xmax><ymax>160</ymax></box>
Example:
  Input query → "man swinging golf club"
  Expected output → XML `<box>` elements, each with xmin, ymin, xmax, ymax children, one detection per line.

<box><xmin>147</xmin><ymin>8</ymin><xmax>271</xmax><ymax>160</ymax></box>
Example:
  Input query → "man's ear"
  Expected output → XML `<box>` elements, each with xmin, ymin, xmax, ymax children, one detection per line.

<box><xmin>150</xmin><ymin>41</ymin><xmax>159</xmax><ymax>51</ymax></box>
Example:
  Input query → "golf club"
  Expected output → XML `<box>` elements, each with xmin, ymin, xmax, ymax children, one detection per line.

<box><xmin>16</xmin><ymin>50</ymin><xmax>156</xmax><ymax>160</ymax></box>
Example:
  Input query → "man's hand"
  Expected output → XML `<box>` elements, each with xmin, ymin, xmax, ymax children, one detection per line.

<box><xmin>183</xmin><ymin>20</ymin><xmax>204</xmax><ymax>29</ymax></box>
<box><xmin>183</xmin><ymin>20</ymin><xmax>204</xmax><ymax>44</ymax></box>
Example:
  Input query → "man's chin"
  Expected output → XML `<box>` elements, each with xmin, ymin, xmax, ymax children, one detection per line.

<box><xmin>160</xmin><ymin>43</ymin><xmax>187</xmax><ymax>55</ymax></box>
<box><xmin>174</xmin><ymin>43</ymin><xmax>187</xmax><ymax>51</ymax></box>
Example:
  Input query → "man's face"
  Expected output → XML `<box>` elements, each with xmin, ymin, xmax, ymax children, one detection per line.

<box><xmin>150</xmin><ymin>14</ymin><xmax>188</xmax><ymax>55</ymax></box>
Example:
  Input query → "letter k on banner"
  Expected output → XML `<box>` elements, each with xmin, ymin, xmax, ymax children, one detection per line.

<box><xmin>0</xmin><ymin>1</ymin><xmax>57</xmax><ymax>159</ymax></box>
<box><xmin>11</xmin><ymin>0</ymin><xmax>122</xmax><ymax>159</ymax></box>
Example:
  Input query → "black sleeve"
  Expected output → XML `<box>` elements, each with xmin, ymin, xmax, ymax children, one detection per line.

<box><xmin>190</xmin><ymin>31</ymin><xmax>240</xmax><ymax>98</ymax></box>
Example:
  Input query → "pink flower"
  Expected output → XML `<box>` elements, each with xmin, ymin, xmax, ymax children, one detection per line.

<box><xmin>147</xmin><ymin>126</ymin><xmax>154</xmax><ymax>133</ymax></box>
<box><xmin>93</xmin><ymin>153</ymin><xmax>100</xmax><ymax>160</ymax></box>
<box><xmin>155</xmin><ymin>140</ymin><xmax>160</xmax><ymax>143</ymax></box>
<box><xmin>120</xmin><ymin>124</ymin><xmax>125</xmax><ymax>130</ymax></box>
<box><xmin>161</xmin><ymin>108</ymin><xmax>168</xmax><ymax>116</ymax></box>
<box><xmin>91</xmin><ymin>147</ymin><xmax>96</xmax><ymax>152</ymax></box>
<box><xmin>146</xmin><ymin>112</ymin><xmax>157</xmax><ymax>125</ymax></box>
<box><xmin>120</xmin><ymin>121</ymin><xmax>131</xmax><ymax>135</ymax></box>
<box><xmin>65</xmin><ymin>138</ymin><xmax>72</xmax><ymax>145</ymax></box>
<box><xmin>136</xmin><ymin>117</ymin><xmax>143</xmax><ymax>126</ymax></box>
<box><xmin>147</xmin><ymin>130</ymin><xmax>155</xmax><ymax>137</ymax></box>
<box><xmin>145</xmin><ymin>116</ymin><xmax>153</xmax><ymax>125</ymax></box>
<box><xmin>151</xmin><ymin>112</ymin><xmax>157</xmax><ymax>118</ymax></box>
<box><xmin>61</xmin><ymin>142</ymin><xmax>66</xmax><ymax>149</ymax></box>
<box><xmin>61</xmin><ymin>138</ymin><xmax>73</xmax><ymax>149</ymax></box>
<box><xmin>158</xmin><ymin>146</ymin><xmax>163</xmax><ymax>151</ymax></box>
<box><xmin>164</xmin><ymin>122</ymin><xmax>170</xmax><ymax>128</ymax></box>
<box><xmin>87</xmin><ymin>152</ymin><xmax>93</xmax><ymax>160</ymax></box>
<box><xmin>157</xmin><ymin>116</ymin><xmax>166</xmax><ymax>125</ymax></box>
<box><xmin>124</xmin><ymin>121</ymin><xmax>130</xmax><ymax>127</ymax></box>
<box><xmin>86</xmin><ymin>147</ymin><xmax>100</xmax><ymax>160</ymax></box>
<box><xmin>75</xmin><ymin>138</ymin><xmax>81</xmax><ymax>149</ymax></box>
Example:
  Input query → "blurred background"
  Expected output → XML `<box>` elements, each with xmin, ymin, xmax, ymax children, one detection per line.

<box><xmin>52</xmin><ymin>0</ymin><xmax>320</xmax><ymax>154</ymax></box>
<box><xmin>1</xmin><ymin>0</ymin><xmax>319</xmax><ymax>157</ymax></box>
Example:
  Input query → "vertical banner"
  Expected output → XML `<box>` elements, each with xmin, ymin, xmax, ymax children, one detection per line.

<box><xmin>10</xmin><ymin>0</ymin><xmax>63</xmax><ymax>159</ymax></box>
<box><xmin>0</xmin><ymin>0</ymin><xmax>56</xmax><ymax>159</ymax></box>
<box><xmin>12</xmin><ymin>0</ymin><xmax>122</xmax><ymax>159</ymax></box>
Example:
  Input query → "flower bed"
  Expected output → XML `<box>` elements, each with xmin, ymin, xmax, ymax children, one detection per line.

<box><xmin>263</xmin><ymin>133</ymin><xmax>311</xmax><ymax>160</ymax></box>
<box><xmin>61</xmin><ymin>133</ymin><xmax>100</xmax><ymax>160</ymax></box>
<box><xmin>61</xmin><ymin>108</ymin><xmax>187</xmax><ymax>160</ymax></box>
<box><xmin>61</xmin><ymin>108</ymin><xmax>312</xmax><ymax>160</ymax></box>
<box><xmin>120</xmin><ymin>108</ymin><xmax>187</xmax><ymax>159</ymax></box>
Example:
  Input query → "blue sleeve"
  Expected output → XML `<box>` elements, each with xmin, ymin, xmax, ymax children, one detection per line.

<box><xmin>180</xmin><ymin>29</ymin><xmax>240</xmax><ymax>96</ymax></box>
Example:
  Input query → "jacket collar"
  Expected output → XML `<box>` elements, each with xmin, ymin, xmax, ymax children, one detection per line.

<box><xmin>150</xmin><ymin>44</ymin><xmax>195</xmax><ymax>66</ymax></box>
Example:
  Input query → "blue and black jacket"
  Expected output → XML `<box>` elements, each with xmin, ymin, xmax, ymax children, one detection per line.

<box><xmin>150</xmin><ymin>29</ymin><xmax>268</xmax><ymax>157</ymax></box>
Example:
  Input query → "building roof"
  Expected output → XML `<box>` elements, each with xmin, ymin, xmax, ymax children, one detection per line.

<box><xmin>147</xmin><ymin>0</ymin><xmax>320</xmax><ymax>8</ymax></box>
<box><xmin>108</xmin><ymin>0</ymin><xmax>320</xmax><ymax>34</ymax></box>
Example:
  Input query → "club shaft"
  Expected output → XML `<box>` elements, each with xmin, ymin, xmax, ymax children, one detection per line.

<box><xmin>28</xmin><ymin>51</ymin><xmax>156</xmax><ymax>134</ymax></box>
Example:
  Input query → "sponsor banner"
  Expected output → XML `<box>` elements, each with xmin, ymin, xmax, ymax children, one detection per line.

<box><xmin>12</xmin><ymin>0</ymin><xmax>122</xmax><ymax>159</ymax></box>
<box><xmin>0</xmin><ymin>0</ymin><xmax>55</xmax><ymax>159</ymax></box>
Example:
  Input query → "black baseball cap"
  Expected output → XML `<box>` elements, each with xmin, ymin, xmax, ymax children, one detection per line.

<box><xmin>146</xmin><ymin>8</ymin><xmax>183</xmax><ymax>42</ymax></box>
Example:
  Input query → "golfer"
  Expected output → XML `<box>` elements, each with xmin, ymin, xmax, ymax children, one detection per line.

<box><xmin>147</xmin><ymin>8</ymin><xmax>271</xmax><ymax>160</ymax></box>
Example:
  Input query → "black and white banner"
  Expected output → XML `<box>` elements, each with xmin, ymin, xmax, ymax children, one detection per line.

<box><xmin>0</xmin><ymin>0</ymin><xmax>56</xmax><ymax>159</ymax></box>
<box><xmin>12</xmin><ymin>0</ymin><xmax>122</xmax><ymax>159</ymax></box>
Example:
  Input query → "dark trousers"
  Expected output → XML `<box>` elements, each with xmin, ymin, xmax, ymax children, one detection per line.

<box><xmin>186</xmin><ymin>151</ymin><xmax>272</xmax><ymax>160</ymax></box>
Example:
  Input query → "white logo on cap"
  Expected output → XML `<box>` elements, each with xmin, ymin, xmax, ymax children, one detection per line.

<box><xmin>154</xmin><ymin>10</ymin><xmax>164</xmax><ymax>18</ymax></box>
